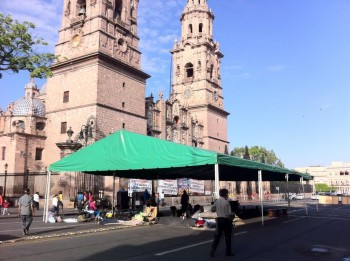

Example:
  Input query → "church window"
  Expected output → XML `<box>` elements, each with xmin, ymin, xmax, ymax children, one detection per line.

<box><xmin>115</xmin><ymin>0</ymin><xmax>122</xmax><ymax>19</ymax></box>
<box><xmin>35</xmin><ymin>148</ymin><xmax>43</xmax><ymax>161</ymax></box>
<box><xmin>122</xmin><ymin>102</ymin><xmax>125</xmax><ymax>108</ymax></box>
<box><xmin>185</xmin><ymin>63</ymin><xmax>194</xmax><ymax>78</ymax></box>
<box><xmin>1</xmin><ymin>146</ymin><xmax>5</xmax><ymax>160</ymax></box>
<box><xmin>76</xmin><ymin>0</ymin><xmax>86</xmax><ymax>16</ymax></box>
<box><xmin>61</xmin><ymin>122</ymin><xmax>67</xmax><ymax>134</ymax></box>
<box><xmin>122</xmin><ymin>82</ymin><xmax>125</xmax><ymax>87</ymax></box>
<box><xmin>63</xmin><ymin>91</ymin><xmax>69</xmax><ymax>103</ymax></box>
<box><xmin>199</xmin><ymin>23</ymin><xmax>203</xmax><ymax>35</ymax></box>
<box><xmin>188</xmin><ymin>24</ymin><xmax>193</xmax><ymax>38</ymax></box>
<box><xmin>210</xmin><ymin>64</ymin><xmax>214</xmax><ymax>79</ymax></box>
<box><xmin>122</xmin><ymin>123</ymin><xmax>125</xmax><ymax>129</ymax></box>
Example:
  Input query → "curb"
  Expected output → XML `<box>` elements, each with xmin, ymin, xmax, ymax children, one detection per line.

<box><xmin>0</xmin><ymin>224</ymin><xmax>136</xmax><ymax>244</ymax></box>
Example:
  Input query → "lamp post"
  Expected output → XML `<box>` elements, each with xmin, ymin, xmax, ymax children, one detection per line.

<box><xmin>79</xmin><ymin>123</ymin><xmax>93</xmax><ymax>190</ymax></box>
<box><xmin>285</xmin><ymin>174</ymin><xmax>290</xmax><ymax>215</ymax></box>
<box><xmin>4</xmin><ymin>163</ymin><xmax>8</xmax><ymax>197</ymax></box>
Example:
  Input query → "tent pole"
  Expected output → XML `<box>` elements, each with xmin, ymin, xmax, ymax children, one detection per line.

<box><xmin>214</xmin><ymin>164</ymin><xmax>220</xmax><ymax>199</ymax></box>
<box><xmin>286</xmin><ymin>174</ymin><xmax>290</xmax><ymax>215</ymax></box>
<box><xmin>43</xmin><ymin>170</ymin><xmax>51</xmax><ymax>223</ymax></box>
<box><xmin>112</xmin><ymin>172</ymin><xmax>116</xmax><ymax>217</ymax></box>
<box><xmin>258</xmin><ymin>170</ymin><xmax>264</xmax><ymax>226</ymax></box>
<box><xmin>301</xmin><ymin>177</ymin><xmax>308</xmax><ymax>215</ymax></box>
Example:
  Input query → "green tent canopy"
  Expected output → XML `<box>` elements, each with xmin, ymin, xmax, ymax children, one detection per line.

<box><xmin>49</xmin><ymin>130</ymin><xmax>311</xmax><ymax>182</ymax></box>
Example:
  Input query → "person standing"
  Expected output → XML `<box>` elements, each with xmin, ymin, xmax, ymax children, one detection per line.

<box><xmin>210</xmin><ymin>188</ymin><xmax>234</xmax><ymax>257</ymax></box>
<box><xmin>52</xmin><ymin>194</ymin><xmax>59</xmax><ymax>215</ymax></box>
<box><xmin>0</xmin><ymin>193</ymin><xmax>3</xmax><ymax>214</ymax></box>
<box><xmin>57</xmin><ymin>191</ymin><xmax>64</xmax><ymax>213</ymax></box>
<box><xmin>18</xmin><ymin>188</ymin><xmax>35</xmax><ymax>235</ymax></box>
<box><xmin>143</xmin><ymin>189</ymin><xmax>151</xmax><ymax>201</ymax></box>
<box><xmin>33</xmin><ymin>192</ymin><xmax>40</xmax><ymax>210</ymax></box>
<box><xmin>180</xmin><ymin>190</ymin><xmax>189</xmax><ymax>215</ymax></box>
<box><xmin>2</xmin><ymin>198</ymin><xmax>10</xmax><ymax>215</ymax></box>
<box><xmin>159</xmin><ymin>190</ymin><xmax>165</xmax><ymax>206</ymax></box>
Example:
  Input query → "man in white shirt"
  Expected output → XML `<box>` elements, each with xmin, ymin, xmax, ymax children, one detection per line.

<box><xmin>52</xmin><ymin>194</ymin><xmax>58</xmax><ymax>214</ymax></box>
<box><xmin>210</xmin><ymin>188</ymin><xmax>234</xmax><ymax>257</ymax></box>
<box><xmin>33</xmin><ymin>192</ymin><xmax>40</xmax><ymax>210</ymax></box>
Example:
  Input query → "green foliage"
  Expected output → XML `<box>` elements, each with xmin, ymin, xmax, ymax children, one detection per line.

<box><xmin>231</xmin><ymin>145</ymin><xmax>285</xmax><ymax>168</ymax></box>
<box><xmin>315</xmin><ymin>183</ymin><xmax>334</xmax><ymax>192</ymax></box>
<box><xmin>0</xmin><ymin>13</ymin><xmax>57</xmax><ymax>79</ymax></box>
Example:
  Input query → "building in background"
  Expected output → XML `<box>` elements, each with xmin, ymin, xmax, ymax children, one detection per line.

<box><xmin>296</xmin><ymin>162</ymin><xmax>350</xmax><ymax>194</ymax></box>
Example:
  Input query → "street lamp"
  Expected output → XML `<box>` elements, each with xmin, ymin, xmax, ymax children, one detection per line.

<box><xmin>4</xmin><ymin>163</ymin><xmax>8</xmax><ymax>197</ymax></box>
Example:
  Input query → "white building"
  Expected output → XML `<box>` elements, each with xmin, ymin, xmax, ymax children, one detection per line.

<box><xmin>296</xmin><ymin>162</ymin><xmax>350</xmax><ymax>194</ymax></box>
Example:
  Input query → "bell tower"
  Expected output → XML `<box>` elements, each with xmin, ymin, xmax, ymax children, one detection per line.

<box><xmin>171</xmin><ymin>0</ymin><xmax>229</xmax><ymax>153</ymax></box>
<box><xmin>44</xmin><ymin>0</ymin><xmax>150</xmax><ymax>164</ymax></box>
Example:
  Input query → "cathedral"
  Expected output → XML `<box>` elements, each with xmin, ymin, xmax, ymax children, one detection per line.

<box><xmin>0</xmin><ymin>0</ymin><xmax>230</xmax><ymax>197</ymax></box>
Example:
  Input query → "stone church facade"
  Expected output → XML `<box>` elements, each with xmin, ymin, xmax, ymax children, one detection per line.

<box><xmin>0</xmin><ymin>0</ymin><xmax>232</xmax><ymax>198</ymax></box>
<box><xmin>146</xmin><ymin>0</ymin><xmax>229</xmax><ymax>153</ymax></box>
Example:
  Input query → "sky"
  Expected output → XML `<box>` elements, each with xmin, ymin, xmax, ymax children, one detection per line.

<box><xmin>0</xmin><ymin>0</ymin><xmax>349</xmax><ymax>169</ymax></box>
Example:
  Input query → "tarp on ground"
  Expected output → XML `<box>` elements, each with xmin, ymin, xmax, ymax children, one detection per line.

<box><xmin>49</xmin><ymin>130</ymin><xmax>311</xmax><ymax>181</ymax></box>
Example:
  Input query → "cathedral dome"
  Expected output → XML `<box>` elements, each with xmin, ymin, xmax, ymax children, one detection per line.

<box><xmin>25</xmin><ymin>80</ymin><xmax>38</xmax><ymax>90</ymax></box>
<box><xmin>12</xmin><ymin>97</ymin><xmax>45</xmax><ymax>117</ymax></box>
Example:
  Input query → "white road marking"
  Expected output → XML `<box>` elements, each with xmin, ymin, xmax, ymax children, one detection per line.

<box><xmin>155</xmin><ymin>231</ymin><xmax>247</xmax><ymax>256</ymax></box>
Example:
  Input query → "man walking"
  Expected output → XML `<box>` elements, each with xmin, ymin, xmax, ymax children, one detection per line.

<box><xmin>210</xmin><ymin>188</ymin><xmax>234</xmax><ymax>257</ymax></box>
<box><xmin>18</xmin><ymin>188</ymin><xmax>35</xmax><ymax>235</ymax></box>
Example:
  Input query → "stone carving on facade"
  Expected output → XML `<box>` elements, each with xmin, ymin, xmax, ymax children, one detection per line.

<box><xmin>173</xmin><ymin>101</ymin><xmax>179</xmax><ymax>117</ymax></box>
<box><xmin>90</xmin><ymin>0</ymin><xmax>97</xmax><ymax>5</ymax></box>
<box><xmin>166</xmin><ymin>126</ymin><xmax>171</xmax><ymax>141</ymax></box>
<box><xmin>173</xmin><ymin>128</ymin><xmax>179</xmax><ymax>143</ymax></box>
<box><xmin>182</xmin><ymin>129</ymin><xmax>186</xmax><ymax>144</ymax></box>
<box><xmin>158</xmin><ymin>90</ymin><xmax>163</xmax><ymax>101</ymax></box>
<box><xmin>65</xmin><ymin>0</ymin><xmax>71</xmax><ymax>17</ymax></box>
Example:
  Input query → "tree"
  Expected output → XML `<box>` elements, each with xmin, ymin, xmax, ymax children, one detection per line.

<box><xmin>0</xmin><ymin>13</ymin><xmax>57</xmax><ymax>79</ymax></box>
<box><xmin>315</xmin><ymin>183</ymin><xmax>335</xmax><ymax>193</ymax></box>
<box><xmin>231</xmin><ymin>145</ymin><xmax>285</xmax><ymax>168</ymax></box>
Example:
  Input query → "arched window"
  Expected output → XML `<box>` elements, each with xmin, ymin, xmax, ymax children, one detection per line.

<box><xmin>199</xmin><ymin>23</ymin><xmax>203</xmax><ymax>34</ymax></box>
<box><xmin>188</xmin><ymin>24</ymin><xmax>193</xmax><ymax>38</ymax></box>
<box><xmin>76</xmin><ymin>0</ymin><xmax>86</xmax><ymax>16</ymax></box>
<box><xmin>185</xmin><ymin>63</ymin><xmax>194</xmax><ymax>78</ymax></box>
<box><xmin>115</xmin><ymin>0</ymin><xmax>122</xmax><ymax>19</ymax></box>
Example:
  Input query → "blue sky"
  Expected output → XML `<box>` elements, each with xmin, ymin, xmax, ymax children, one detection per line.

<box><xmin>0</xmin><ymin>0</ymin><xmax>349</xmax><ymax>169</ymax></box>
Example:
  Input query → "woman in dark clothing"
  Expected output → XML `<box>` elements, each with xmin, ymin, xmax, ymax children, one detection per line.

<box><xmin>180</xmin><ymin>190</ymin><xmax>189</xmax><ymax>214</ymax></box>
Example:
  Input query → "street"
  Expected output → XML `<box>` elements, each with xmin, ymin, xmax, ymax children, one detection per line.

<box><xmin>1</xmin><ymin>203</ymin><xmax>350</xmax><ymax>261</ymax></box>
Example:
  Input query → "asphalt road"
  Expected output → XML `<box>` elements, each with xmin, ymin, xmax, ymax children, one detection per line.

<box><xmin>1</xmin><ymin>203</ymin><xmax>350</xmax><ymax>261</ymax></box>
